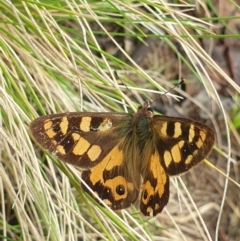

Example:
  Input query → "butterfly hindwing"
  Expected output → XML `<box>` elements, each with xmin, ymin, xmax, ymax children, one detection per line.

<box><xmin>81</xmin><ymin>145</ymin><xmax>140</xmax><ymax>210</ymax></box>
<box><xmin>140</xmin><ymin>151</ymin><xmax>170</xmax><ymax>216</ymax></box>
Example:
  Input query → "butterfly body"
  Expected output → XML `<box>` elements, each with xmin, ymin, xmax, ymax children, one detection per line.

<box><xmin>29</xmin><ymin>101</ymin><xmax>215</xmax><ymax>216</ymax></box>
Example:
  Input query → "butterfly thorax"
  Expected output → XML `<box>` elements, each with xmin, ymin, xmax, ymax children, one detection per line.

<box><xmin>119</xmin><ymin>102</ymin><xmax>154</xmax><ymax>153</ymax></box>
<box><xmin>134</xmin><ymin>102</ymin><xmax>154</xmax><ymax>152</ymax></box>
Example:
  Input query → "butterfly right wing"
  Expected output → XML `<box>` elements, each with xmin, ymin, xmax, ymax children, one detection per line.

<box><xmin>140</xmin><ymin>115</ymin><xmax>214</xmax><ymax>216</ymax></box>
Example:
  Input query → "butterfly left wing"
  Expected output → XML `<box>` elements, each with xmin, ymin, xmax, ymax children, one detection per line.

<box><xmin>81</xmin><ymin>145</ymin><xmax>140</xmax><ymax>210</ymax></box>
<box><xmin>29</xmin><ymin>112</ymin><xmax>140</xmax><ymax>210</ymax></box>
<box><xmin>140</xmin><ymin>151</ymin><xmax>169</xmax><ymax>216</ymax></box>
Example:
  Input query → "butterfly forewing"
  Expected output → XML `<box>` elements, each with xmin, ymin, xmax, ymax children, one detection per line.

<box><xmin>152</xmin><ymin>115</ymin><xmax>215</xmax><ymax>175</ymax></box>
<box><xmin>29</xmin><ymin>112</ymin><xmax>131</xmax><ymax>168</ymax></box>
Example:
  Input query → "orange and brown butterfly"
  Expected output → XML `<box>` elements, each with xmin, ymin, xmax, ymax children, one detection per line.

<box><xmin>29</xmin><ymin>100</ymin><xmax>215</xmax><ymax>216</ymax></box>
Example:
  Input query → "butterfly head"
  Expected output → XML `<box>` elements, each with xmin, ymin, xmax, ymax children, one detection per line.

<box><xmin>137</xmin><ymin>100</ymin><xmax>153</xmax><ymax>118</ymax></box>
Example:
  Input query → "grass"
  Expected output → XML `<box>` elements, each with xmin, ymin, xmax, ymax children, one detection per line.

<box><xmin>1</xmin><ymin>0</ymin><xmax>240</xmax><ymax>240</ymax></box>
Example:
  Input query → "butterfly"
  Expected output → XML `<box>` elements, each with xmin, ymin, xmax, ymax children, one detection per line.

<box><xmin>29</xmin><ymin>100</ymin><xmax>215</xmax><ymax>216</ymax></box>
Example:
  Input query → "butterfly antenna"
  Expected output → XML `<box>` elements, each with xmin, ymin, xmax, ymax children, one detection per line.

<box><xmin>152</xmin><ymin>78</ymin><xmax>185</xmax><ymax>104</ymax></box>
